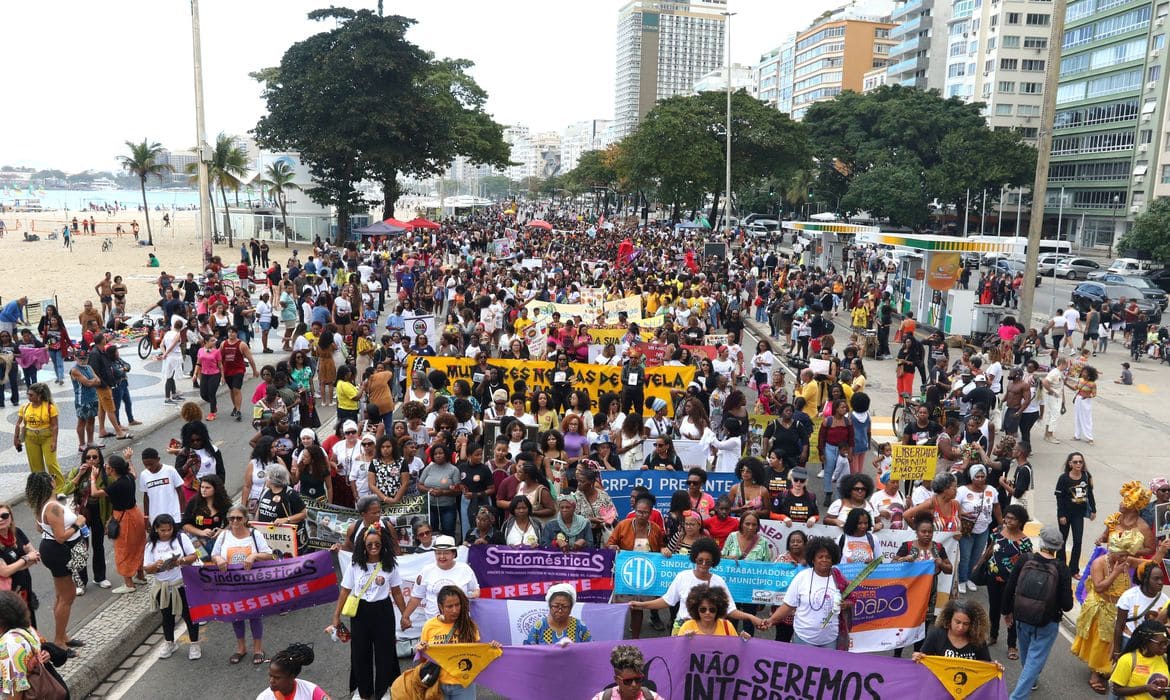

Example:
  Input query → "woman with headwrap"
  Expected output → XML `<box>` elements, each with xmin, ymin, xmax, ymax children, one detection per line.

<box><xmin>955</xmin><ymin>464</ymin><xmax>1001</xmax><ymax>593</ymax></box>
<box><xmin>1077</xmin><ymin>481</ymin><xmax>1158</xmax><ymax>607</ymax></box>
<box><xmin>1071</xmin><ymin>529</ymin><xmax>1145</xmax><ymax>694</ymax></box>
<box><xmin>524</xmin><ymin>583</ymin><xmax>592</xmax><ymax>646</ymax></box>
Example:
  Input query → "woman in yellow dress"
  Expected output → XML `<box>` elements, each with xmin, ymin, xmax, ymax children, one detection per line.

<box><xmin>1071</xmin><ymin>529</ymin><xmax>1143</xmax><ymax>694</ymax></box>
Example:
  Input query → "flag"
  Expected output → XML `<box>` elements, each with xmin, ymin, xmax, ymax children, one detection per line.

<box><xmin>423</xmin><ymin>643</ymin><xmax>502</xmax><ymax>687</ymax></box>
<box><xmin>918</xmin><ymin>656</ymin><xmax>1003</xmax><ymax>700</ymax></box>
<box><xmin>470</xmin><ymin>599</ymin><xmax>628</xmax><ymax>645</ymax></box>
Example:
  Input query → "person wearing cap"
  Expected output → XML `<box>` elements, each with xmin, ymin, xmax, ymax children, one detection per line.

<box><xmin>400</xmin><ymin>534</ymin><xmax>479</xmax><ymax>634</ymax></box>
<box><xmin>869</xmin><ymin>471</ymin><xmax>905</xmax><ymax>531</ymax></box>
<box><xmin>525</xmin><ymin>583</ymin><xmax>592</xmax><ymax>646</ymax></box>
<box><xmin>541</xmin><ymin>495</ymin><xmax>595</xmax><ymax>551</ymax></box>
<box><xmin>591</xmin><ymin>433</ymin><xmax>621</xmax><ymax>471</ymax></box>
<box><xmin>350</xmin><ymin>433</ymin><xmax>379</xmax><ymax>502</ymax></box>
<box><xmin>1002</xmin><ymin>525</ymin><xmax>1074</xmax><ymax>699</ymax></box>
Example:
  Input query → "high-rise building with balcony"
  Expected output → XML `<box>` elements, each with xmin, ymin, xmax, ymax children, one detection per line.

<box><xmin>755</xmin><ymin>38</ymin><xmax>796</xmax><ymax>112</ymax></box>
<box><xmin>886</xmin><ymin>0</ymin><xmax>954</xmax><ymax>89</ymax></box>
<box><xmin>942</xmin><ymin>0</ymin><xmax>1056</xmax><ymax>145</ymax></box>
<box><xmin>614</xmin><ymin>0</ymin><xmax>728</xmax><ymax>139</ymax></box>
<box><xmin>790</xmin><ymin>9</ymin><xmax>897</xmax><ymax>120</ymax></box>
<box><xmin>1044</xmin><ymin>0</ymin><xmax>1168</xmax><ymax>250</ymax></box>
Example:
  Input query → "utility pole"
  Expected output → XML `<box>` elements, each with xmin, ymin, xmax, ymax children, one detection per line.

<box><xmin>1019</xmin><ymin>0</ymin><xmax>1068</xmax><ymax>327</ymax></box>
<box><xmin>722</xmin><ymin>11</ymin><xmax>736</xmax><ymax>236</ymax></box>
<box><xmin>191</xmin><ymin>0</ymin><xmax>213</xmax><ymax>267</ymax></box>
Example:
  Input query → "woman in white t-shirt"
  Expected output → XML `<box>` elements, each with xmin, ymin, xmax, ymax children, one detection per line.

<box><xmin>212</xmin><ymin>505</ymin><xmax>274</xmax><ymax>666</ymax></box>
<box><xmin>142</xmin><ymin>514</ymin><xmax>200</xmax><ymax>660</ymax></box>
<box><xmin>764</xmin><ymin>537</ymin><xmax>847</xmax><ymax>648</ymax></box>
<box><xmin>628</xmin><ymin>537</ymin><xmax>763</xmax><ymax>633</ymax></box>
<box><xmin>256</xmin><ymin>643</ymin><xmax>331</xmax><ymax>700</ymax></box>
<box><xmin>328</xmin><ymin>525</ymin><xmax>407</xmax><ymax>700</ymax></box>
<box><xmin>955</xmin><ymin>465</ymin><xmax>1002</xmax><ymax>589</ymax></box>
<box><xmin>245</xmin><ymin>436</ymin><xmax>281</xmax><ymax>515</ymax></box>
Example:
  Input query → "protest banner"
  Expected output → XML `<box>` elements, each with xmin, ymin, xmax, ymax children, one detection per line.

<box><xmin>407</xmin><ymin>356</ymin><xmax>694</xmax><ymax>417</ymax></box>
<box><xmin>603</xmin><ymin>295</ymin><xmax>642</xmax><ymax>316</ymax></box>
<box><xmin>632</xmin><ymin>341</ymin><xmax>669</xmax><ymax>366</ymax></box>
<box><xmin>249</xmin><ymin>522</ymin><xmax>299</xmax><ymax>558</ymax></box>
<box><xmin>423</xmin><ymin>643</ymin><xmax>502</xmax><ymax>687</ymax></box>
<box><xmin>470</xmin><ymin>598</ymin><xmax>628</xmax><ymax>645</ymax></box>
<box><xmin>1158</xmin><ymin>502</ymin><xmax>1170</xmax><ymax>539</ymax></box>
<box><xmin>401</xmin><ymin>313</ymin><xmax>437</xmax><ymax>344</ymax></box>
<box><xmin>890</xmin><ymin>444</ymin><xmax>939</xmax><ymax>481</ymax></box>
<box><xmin>524</xmin><ymin>299</ymin><xmax>595</xmax><ymax>319</ymax></box>
<box><xmin>703</xmin><ymin>333</ymin><xmax>728</xmax><ymax>346</ymax></box>
<box><xmin>522</xmin><ymin>323</ymin><xmax>548</xmax><ymax>359</ymax></box>
<box><xmin>613</xmin><ymin>553</ymin><xmax>934</xmax><ymax>652</ymax></box>
<box><xmin>757</xmin><ymin>520</ymin><xmax>961</xmax><ymax>612</ymax></box>
<box><xmin>601</xmin><ymin>469</ymin><xmax>737</xmax><ymax>518</ymax></box>
<box><xmin>305</xmin><ymin>497</ymin><xmax>427</xmax><ymax>550</ymax></box>
<box><xmin>585</xmin><ymin>326</ymin><xmax>655</xmax><ymax>344</ymax></box>
<box><xmin>474</xmin><ymin>635</ymin><xmax>1008</xmax><ymax>700</ymax></box>
<box><xmin>183</xmin><ymin>550</ymin><xmax>337</xmax><ymax>623</ymax></box>
<box><xmin>745</xmin><ymin>413</ymin><xmax>773</xmax><ymax>457</ymax></box>
<box><xmin>681</xmin><ymin>343</ymin><xmax>716</xmax><ymax>360</ymax></box>
<box><xmin>467</xmin><ymin>545</ymin><xmax>616</xmax><ymax>603</ymax></box>
<box><xmin>520</xmin><ymin>257</ymin><xmax>543</xmax><ymax>269</ymax></box>
<box><xmin>635</xmin><ymin>313</ymin><xmax>666</xmax><ymax>328</ymax></box>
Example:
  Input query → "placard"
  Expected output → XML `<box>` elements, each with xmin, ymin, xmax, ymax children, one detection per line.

<box><xmin>1157</xmin><ymin>502</ymin><xmax>1170</xmax><ymax>539</ymax></box>
<box><xmin>890</xmin><ymin>444</ymin><xmax>939</xmax><ymax>481</ymax></box>
<box><xmin>249</xmin><ymin>521</ymin><xmax>299</xmax><ymax>558</ymax></box>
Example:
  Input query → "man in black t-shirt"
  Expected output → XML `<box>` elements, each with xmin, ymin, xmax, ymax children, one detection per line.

<box><xmin>876</xmin><ymin>292</ymin><xmax>894</xmax><ymax>359</ymax></box>
<box><xmin>901</xmin><ymin>405</ymin><xmax>942</xmax><ymax>446</ymax></box>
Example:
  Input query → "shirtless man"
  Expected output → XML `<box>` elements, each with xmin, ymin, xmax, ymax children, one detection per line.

<box><xmin>95</xmin><ymin>272</ymin><xmax>114</xmax><ymax>321</ymax></box>
<box><xmin>1001</xmin><ymin>367</ymin><xmax>1032</xmax><ymax>438</ymax></box>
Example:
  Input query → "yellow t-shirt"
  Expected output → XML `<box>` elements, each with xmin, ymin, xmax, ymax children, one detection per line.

<box><xmin>420</xmin><ymin>617</ymin><xmax>480</xmax><ymax>686</ymax></box>
<box><xmin>19</xmin><ymin>402</ymin><xmax>57</xmax><ymax>431</ymax></box>
<box><xmin>1109</xmin><ymin>650</ymin><xmax>1169</xmax><ymax>700</ymax></box>
<box><xmin>851</xmin><ymin>306</ymin><xmax>869</xmax><ymax>328</ymax></box>
<box><xmin>514</xmin><ymin>317</ymin><xmax>533</xmax><ymax>335</ymax></box>
<box><xmin>336</xmin><ymin>381</ymin><xmax>360</xmax><ymax>411</ymax></box>
<box><xmin>646</xmin><ymin>293</ymin><xmax>660</xmax><ymax>315</ymax></box>
<box><xmin>676</xmin><ymin>618</ymin><xmax>737</xmax><ymax>636</ymax></box>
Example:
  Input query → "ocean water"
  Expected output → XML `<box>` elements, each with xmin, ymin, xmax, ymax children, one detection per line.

<box><xmin>2</xmin><ymin>188</ymin><xmax>206</xmax><ymax>211</ymax></box>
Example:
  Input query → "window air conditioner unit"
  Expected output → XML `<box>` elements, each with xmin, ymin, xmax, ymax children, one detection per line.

<box><xmin>1158</xmin><ymin>17</ymin><xmax>1165</xmax><ymax>27</ymax></box>
<box><xmin>1147</xmin><ymin>81</ymin><xmax>1158</xmax><ymax>91</ymax></box>
<box><xmin>1131</xmin><ymin>204</ymin><xmax>1143</xmax><ymax>213</ymax></box>
<box><xmin>1138</xmin><ymin>143</ymin><xmax>1149</xmax><ymax>152</ymax></box>
<box><xmin>1153</xmin><ymin>50</ymin><xmax>1162</xmax><ymax>59</ymax></box>
<box><xmin>1143</xmin><ymin>113</ymin><xmax>1152</xmax><ymax>121</ymax></box>
<box><xmin>1136</xmin><ymin>175</ymin><xmax>1145</xmax><ymax>183</ymax></box>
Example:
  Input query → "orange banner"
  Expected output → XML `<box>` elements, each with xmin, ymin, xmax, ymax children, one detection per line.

<box><xmin>927</xmin><ymin>252</ymin><xmax>962</xmax><ymax>291</ymax></box>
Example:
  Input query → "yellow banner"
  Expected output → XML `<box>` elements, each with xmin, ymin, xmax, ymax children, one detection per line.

<box><xmin>423</xmin><ymin>643</ymin><xmax>502</xmax><ymax>688</ymax></box>
<box><xmin>918</xmin><ymin>656</ymin><xmax>1002</xmax><ymax>700</ymax></box>
<box><xmin>634</xmin><ymin>314</ymin><xmax>667</xmax><ymax>328</ymax></box>
<box><xmin>407</xmin><ymin>356</ymin><xmax>694</xmax><ymax>417</ymax></box>
<box><xmin>586</xmin><ymin>327</ymin><xmax>656</xmax><ymax>344</ymax></box>
<box><xmin>603</xmin><ymin>295</ymin><xmax>643</xmax><ymax>316</ymax></box>
<box><xmin>890</xmin><ymin>444</ymin><xmax>938</xmax><ymax>481</ymax></box>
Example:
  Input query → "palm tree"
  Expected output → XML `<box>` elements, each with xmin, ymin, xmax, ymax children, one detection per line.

<box><xmin>209</xmin><ymin>133</ymin><xmax>248</xmax><ymax>247</ymax></box>
<box><xmin>117</xmin><ymin>139</ymin><xmax>173</xmax><ymax>246</ymax></box>
<box><xmin>260</xmin><ymin>161</ymin><xmax>300</xmax><ymax>248</ymax></box>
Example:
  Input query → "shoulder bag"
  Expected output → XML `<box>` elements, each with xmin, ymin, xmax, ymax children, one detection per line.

<box><xmin>16</xmin><ymin>629</ymin><xmax>67</xmax><ymax>700</ymax></box>
<box><xmin>106</xmin><ymin>510</ymin><xmax>125</xmax><ymax>540</ymax></box>
<box><xmin>341</xmin><ymin>562</ymin><xmax>381</xmax><ymax>618</ymax></box>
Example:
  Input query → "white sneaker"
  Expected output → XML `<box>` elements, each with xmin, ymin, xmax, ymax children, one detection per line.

<box><xmin>188</xmin><ymin>643</ymin><xmax>201</xmax><ymax>660</ymax></box>
<box><xmin>74</xmin><ymin>586</ymin><xmax>84</xmax><ymax>597</ymax></box>
<box><xmin>817</xmin><ymin>469</ymin><xmax>825</xmax><ymax>478</ymax></box>
<box><xmin>96</xmin><ymin>579</ymin><xmax>112</xmax><ymax>589</ymax></box>
<box><xmin>158</xmin><ymin>641</ymin><xmax>176</xmax><ymax>659</ymax></box>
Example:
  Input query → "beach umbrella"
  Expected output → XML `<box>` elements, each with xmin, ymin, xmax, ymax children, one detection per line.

<box><xmin>408</xmin><ymin>217</ymin><xmax>440</xmax><ymax>230</ymax></box>
<box><xmin>527</xmin><ymin>219</ymin><xmax>553</xmax><ymax>231</ymax></box>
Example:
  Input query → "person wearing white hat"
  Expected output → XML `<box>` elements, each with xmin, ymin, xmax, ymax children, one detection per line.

<box><xmin>643</xmin><ymin>397</ymin><xmax>672</xmax><ymax>440</ymax></box>
<box><xmin>400</xmin><ymin>535</ymin><xmax>479</xmax><ymax>636</ymax></box>
<box><xmin>524</xmin><ymin>582</ymin><xmax>592</xmax><ymax>646</ymax></box>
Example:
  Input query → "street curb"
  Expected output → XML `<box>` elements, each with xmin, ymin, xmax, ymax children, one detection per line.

<box><xmin>59</xmin><ymin>588</ymin><xmax>160</xmax><ymax>699</ymax></box>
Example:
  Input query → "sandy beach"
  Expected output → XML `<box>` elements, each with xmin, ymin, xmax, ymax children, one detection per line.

<box><xmin>0</xmin><ymin>209</ymin><xmax>262</xmax><ymax>321</ymax></box>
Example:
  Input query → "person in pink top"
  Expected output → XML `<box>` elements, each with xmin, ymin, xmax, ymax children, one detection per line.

<box><xmin>194</xmin><ymin>335</ymin><xmax>222</xmax><ymax>421</ymax></box>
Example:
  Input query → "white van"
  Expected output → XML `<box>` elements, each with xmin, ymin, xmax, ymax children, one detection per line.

<box><xmin>1107</xmin><ymin>258</ymin><xmax>1155</xmax><ymax>274</ymax></box>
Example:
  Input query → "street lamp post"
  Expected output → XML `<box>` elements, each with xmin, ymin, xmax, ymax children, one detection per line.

<box><xmin>1111</xmin><ymin>194</ymin><xmax>1121</xmax><ymax>258</ymax></box>
<box><xmin>722</xmin><ymin>11</ymin><xmax>736</xmax><ymax>236</ymax></box>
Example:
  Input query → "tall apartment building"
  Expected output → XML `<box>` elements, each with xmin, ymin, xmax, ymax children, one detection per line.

<box><xmin>755</xmin><ymin>39</ymin><xmax>796</xmax><ymax>112</ymax></box>
<box><xmin>561</xmin><ymin>120</ymin><xmax>614</xmax><ymax>173</ymax></box>
<box><xmin>1044</xmin><ymin>0</ymin><xmax>1169</xmax><ymax>249</ymax></box>
<box><xmin>614</xmin><ymin>0</ymin><xmax>727</xmax><ymax>139</ymax></box>
<box><xmin>942</xmin><ymin>0</ymin><xmax>1056</xmax><ymax>144</ymax></box>
<box><xmin>886</xmin><ymin>0</ymin><xmax>954</xmax><ymax>89</ymax></box>
<box><xmin>692</xmin><ymin>64</ymin><xmax>757</xmax><ymax>94</ymax></box>
<box><xmin>790</xmin><ymin>11</ymin><xmax>897</xmax><ymax>120</ymax></box>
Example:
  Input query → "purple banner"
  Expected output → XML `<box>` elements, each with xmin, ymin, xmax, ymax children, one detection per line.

<box><xmin>476</xmin><ymin>636</ymin><xmax>1009</xmax><ymax>700</ymax></box>
<box><xmin>470</xmin><ymin>598</ymin><xmax>628</xmax><ymax>646</ymax></box>
<box><xmin>182</xmin><ymin>550</ymin><xmax>338</xmax><ymax>622</ymax></box>
<box><xmin>466</xmin><ymin>545</ymin><xmax>616</xmax><ymax>603</ymax></box>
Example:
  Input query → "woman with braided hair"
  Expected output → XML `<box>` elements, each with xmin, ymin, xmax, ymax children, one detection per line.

<box><xmin>1109</xmin><ymin>619</ymin><xmax>1170</xmax><ymax>699</ymax></box>
<box><xmin>257</xmin><ymin>642</ymin><xmax>330</xmax><ymax>699</ymax></box>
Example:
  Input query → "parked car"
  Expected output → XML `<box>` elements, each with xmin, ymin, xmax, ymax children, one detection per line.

<box><xmin>1138</xmin><ymin>268</ymin><xmax>1170</xmax><ymax>294</ymax></box>
<box><xmin>1093</xmin><ymin>274</ymin><xmax>1168</xmax><ymax>309</ymax></box>
<box><xmin>1071</xmin><ymin>282</ymin><xmax>1163</xmax><ymax>322</ymax></box>
<box><xmin>1091</xmin><ymin>258</ymin><xmax>1156</xmax><ymax>278</ymax></box>
<box><xmin>1037</xmin><ymin>254</ymin><xmax>1069</xmax><ymax>275</ymax></box>
<box><xmin>992</xmin><ymin>259</ymin><xmax>1041</xmax><ymax>287</ymax></box>
<box><xmin>746</xmin><ymin>223</ymin><xmax>773</xmax><ymax>238</ymax></box>
<box><xmin>1053</xmin><ymin>257</ymin><xmax>1101</xmax><ymax>280</ymax></box>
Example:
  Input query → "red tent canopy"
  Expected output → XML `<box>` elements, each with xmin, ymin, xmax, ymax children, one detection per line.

<box><xmin>408</xmin><ymin>217</ymin><xmax>440</xmax><ymax>230</ymax></box>
<box><xmin>383</xmin><ymin>217</ymin><xmax>412</xmax><ymax>228</ymax></box>
<box><xmin>527</xmin><ymin>219</ymin><xmax>553</xmax><ymax>231</ymax></box>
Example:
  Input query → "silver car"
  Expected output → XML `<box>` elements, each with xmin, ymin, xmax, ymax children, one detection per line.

<box><xmin>1055</xmin><ymin>257</ymin><xmax>1101</xmax><ymax>280</ymax></box>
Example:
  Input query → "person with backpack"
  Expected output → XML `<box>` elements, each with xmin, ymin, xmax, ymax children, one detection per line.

<box><xmin>1002</xmin><ymin>525</ymin><xmax>1074</xmax><ymax>699</ymax></box>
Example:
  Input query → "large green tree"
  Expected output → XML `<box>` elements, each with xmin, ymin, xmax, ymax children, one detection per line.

<box><xmin>253</xmin><ymin>8</ymin><xmax>509</xmax><ymax>241</ymax></box>
<box><xmin>117</xmin><ymin>139</ymin><xmax>173</xmax><ymax>246</ymax></box>
<box><xmin>619</xmin><ymin>90</ymin><xmax>809</xmax><ymax>223</ymax></box>
<box><xmin>841</xmin><ymin>162</ymin><xmax>930</xmax><ymax>228</ymax></box>
<box><xmin>804</xmin><ymin>85</ymin><xmax>1035</xmax><ymax>226</ymax></box>
<box><xmin>1118</xmin><ymin>197</ymin><xmax>1170</xmax><ymax>261</ymax></box>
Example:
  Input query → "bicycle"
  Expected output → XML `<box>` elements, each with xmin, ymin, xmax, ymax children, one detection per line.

<box><xmin>891</xmin><ymin>392</ymin><xmax>925</xmax><ymax>436</ymax></box>
<box><xmin>135</xmin><ymin>314</ymin><xmax>160</xmax><ymax>360</ymax></box>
